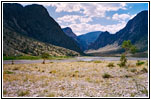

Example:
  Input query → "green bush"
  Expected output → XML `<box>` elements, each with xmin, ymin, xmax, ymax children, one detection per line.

<box><xmin>102</xmin><ymin>73</ymin><xmax>112</xmax><ymax>78</ymax></box>
<box><xmin>136</xmin><ymin>60</ymin><xmax>145</xmax><ymax>66</ymax></box>
<box><xmin>107</xmin><ymin>62</ymin><xmax>114</xmax><ymax>67</ymax></box>
<box><xmin>118</xmin><ymin>54</ymin><xmax>127</xmax><ymax>67</ymax></box>
<box><xmin>4</xmin><ymin>70</ymin><xmax>14</xmax><ymax>74</ymax></box>
<box><xmin>41</xmin><ymin>53</ymin><xmax>50</xmax><ymax>64</ymax></box>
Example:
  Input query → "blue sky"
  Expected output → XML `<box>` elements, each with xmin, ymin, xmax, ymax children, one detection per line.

<box><xmin>19</xmin><ymin>2</ymin><xmax>148</xmax><ymax>35</ymax></box>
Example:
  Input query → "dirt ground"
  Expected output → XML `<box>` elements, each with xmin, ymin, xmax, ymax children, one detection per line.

<box><xmin>3</xmin><ymin>60</ymin><xmax>148</xmax><ymax>97</ymax></box>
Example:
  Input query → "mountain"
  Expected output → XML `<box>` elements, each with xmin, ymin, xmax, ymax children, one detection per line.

<box><xmin>77</xmin><ymin>31</ymin><xmax>102</xmax><ymax>50</ymax></box>
<box><xmin>89</xmin><ymin>10</ymin><xmax>148</xmax><ymax>54</ymax></box>
<box><xmin>3</xmin><ymin>3</ymin><xmax>83</xmax><ymax>55</ymax></box>
<box><xmin>3</xmin><ymin>27</ymin><xmax>80</xmax><ymax>56</ymax></box>
<box><xmin>62</xmin><ymin>27</ymin><xmax>77</xmax><ymax>40</ymax></box>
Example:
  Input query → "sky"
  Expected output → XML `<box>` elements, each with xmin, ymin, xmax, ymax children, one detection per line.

<box><xmin>19</xmin><ymin>2</ymin><xmax>148</xmax><ymax>36</ymax></box>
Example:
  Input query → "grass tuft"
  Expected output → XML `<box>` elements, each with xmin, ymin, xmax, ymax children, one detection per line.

<box><xmin>93</xmin><ymin>61</ymin><xmax>102</xmax><ymax>63</ymax></box>
<box><xmin>136</xmin><ymin>60</ymin><xmax>145</xmax><ymax>66</ymax></box>
<box><xmin>49</xmin><ymin>70</ymin><xmax>57</xmax><ymax>74</ymax></box>
<box><xmin>3</xmin><ymin>90</ymin><xmax>7</xmax><ymax>95</ymax></box>
<box><xmin>46</xmin><ymin>93</ymin><xmax>55</xmax><ymax>97</ymax></box>
<box><xmin>141</xmin><ymin>67</ymin><xmax>148</xmax><ymax>73</ymax></box>
<box><xmin>107</xmin><ymin>62</ymin><xmax>114</xmax><ymax>67</ymax></box>
<box><xmin>18</xmin><ymin>90</ymin><xmax>29</xmax><ymax>96</ymax></box>
<box><xmin>130</xmin><ymin>69</ymin><xmax>137</xmax><ymax>73</ymax></box>
<box><xmin>102</xmin><ymin>73</ymin><xmax>112</xmax><ymax>78</ymax></box>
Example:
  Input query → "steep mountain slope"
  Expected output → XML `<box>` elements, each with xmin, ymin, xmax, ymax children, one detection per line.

<box><xmin>89</xmin><ymin>10</ymin><xmax>148</xmax><ymax>53</ymax></box>
<box><xmin>3</xmin><ymin>3</ymin><xmax>83</xmax><ymax>54</ymax></box>
<box><xmin>62</xmin><ymin>27</ymin><xmax>84</xmax><ymax>51</ymax></box>
<box><xmin>77</xmin><ymin>31</ymin><xmax>102</xmax><ymax>50</ymax></box>
<box><xmin>3</xmin><ymin>27</ymin><xmax>80</xmax><ymax>56</ymax></box>
<box><xmin>62</xmin><ymin>27</ymin><xmax>77</xmax><ymax>40</ymax></box>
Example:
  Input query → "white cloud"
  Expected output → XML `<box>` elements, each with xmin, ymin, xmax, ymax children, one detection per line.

<box><xmin>106</xmin><ymin>17</ymin><xmax>111</xmax><ymax>20</ymax></box>
<box><xmin>61</xmin><ymin>21</ymin><xmax>127</xmax><ymax>35</ymax></box>
<box><xmin>49</xmin><ymin>3</ymin><xmax>127</xmax><ymax>18</ymax></box>
<box><xmin>50</xmin><ymin>3</ymin><xmax>82</xmax><ymax>13</ymax></box>
<box><xmin>19</xmin><ymin>2</ymin><xmax>128</xmax><ymax>35</ymax></box>
<box><xmin>112</xmin><ymin>13</ymin><xmax>131</xmax><ymax>21</ymax></box>
<box><xmin>57</xmin><ymin>15</ymin><xmax>92</xmax><ymax>24</ymax></box>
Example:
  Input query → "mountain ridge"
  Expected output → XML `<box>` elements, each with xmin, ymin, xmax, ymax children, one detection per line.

<box><xmin>89</xmin><ymin>10</ymin><xmax>148</xmax><ymax>53</ymax></box>
<box><xmin>3</xmin><ymin>3</ymin><xmax>83</xmax><ymax>55</ymax></box>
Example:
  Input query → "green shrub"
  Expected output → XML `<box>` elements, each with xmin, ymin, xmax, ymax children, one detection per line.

<box><xmin>102</xmin><ymin>73</ymin><xmax>112</xmax><ymax>78</ymax></box>
<box><xmin>107</xmin><ymin>62</ymin><xmax>114</xmax><ymax>67</ymax></box>
<box><xmin>136</xmin><ymin>60</ymin><xmax>145</xmax><ymax>66</ymax></box>
<box><xmin>118</xmin><ymin>54</ymin><xmax>127</xmax><ymax>67</ymax></box>
<box><xmin>41</xmin><ymin>53</ymin><xmax>50</xmax><ymax>64</ymax></box>
<box><xmin>4</xmin><ymin>70</ymin><xmax>14</xmax><ymax>74</ymax></box>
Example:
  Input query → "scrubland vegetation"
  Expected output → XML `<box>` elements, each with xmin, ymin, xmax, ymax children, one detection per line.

<box><xmin>3</xmin><ymin>60</ymin><xmax>148</xmax><ymax>97</ymax></box>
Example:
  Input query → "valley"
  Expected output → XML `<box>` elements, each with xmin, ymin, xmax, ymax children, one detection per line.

<box><xmin>2</xmin><ymin>2</ymin><xmax>149</xmax><ymax>98</ymax></box>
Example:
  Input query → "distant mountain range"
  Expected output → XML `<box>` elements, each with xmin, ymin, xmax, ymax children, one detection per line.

<box><xmin>77</xmin><ymin>31</ymin><xmax>102</xmax><ymax>50</ymax></box>
<box><xmin>89</xmin><ymin>11</ymin><xmax>148</xmax><ymax>54</ymax></box>
<box><xmin>3</xmin><ymin>3</ymin><xmax>83</xmax><ymax>56</ymax></box>
<box><xmin>62</xmin><ymin>28</ymin><xmax>102</xmax><ymax>51</ymax></box>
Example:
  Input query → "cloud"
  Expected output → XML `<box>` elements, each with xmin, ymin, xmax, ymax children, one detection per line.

<box><xmin>61</xmin><ymin>21</ymin><xmax>127</xmax><ymax>35</ymax></box>
<box><xmin>57</xmin><ymin>15</ymin><xmax>92</xmax><ymax>24</ymax></box>
<box><xmin>112</xmin><ymin>13</ymin><xmax>131</xmax><ymax>21</ymax></box>
<box><xmin>49</xmin><ymin>3</ymin><xmax>127</xmax><ymax>18</ymax></box>
<box><xmin>20</xmin><ymin>3</ymin><xmax>127</xmax><ymax>18</ymax></box>
<box><xmin>50</xmin><ymin>3</ymin><xmax>82</xmax><ymax>13</ymax></box>
<box><xmin>106</xmin><ymin>17</ymin><xmax>111</xmax><ymax>20</ymax></box>
<box><xmin>19</xmin><ymin>2</ymin><xmax>128</xmax><ymax>35</ymax></box>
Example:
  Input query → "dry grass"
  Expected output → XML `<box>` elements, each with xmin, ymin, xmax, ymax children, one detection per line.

<box><xmin>3</xmin><ymin>60</ymin><xmax>148</xmax><ymax>97</ymax></box>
